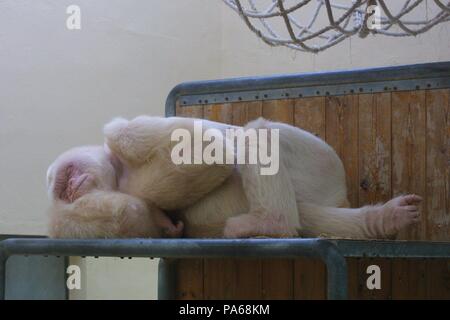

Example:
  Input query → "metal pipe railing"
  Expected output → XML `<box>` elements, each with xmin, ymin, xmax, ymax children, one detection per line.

<box><xmin>0</xmin><ymin>238</ymin><xmax>449</xmax><ymax>300</ymax></box>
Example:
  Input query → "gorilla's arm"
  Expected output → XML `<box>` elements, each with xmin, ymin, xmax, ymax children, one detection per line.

<box><xmin>48</xmin><ymin>191</ymin><xmax>164</xmax><ymax>238</ymax></box>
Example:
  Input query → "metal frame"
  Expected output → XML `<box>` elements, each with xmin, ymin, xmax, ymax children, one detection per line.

<box><xmin>0</xmin><ymin>235</ymin><xmax>68</xmax><ymax>300</ymax></box>
<box><xmin>0</xmin><ymin>238</ymin><xmax>449</xmax><ymax>300</ymax></box>
<box><xmin>165</xmin><ymin>61</ymin><xmax>450</xmax><ymax>116</ymax></box>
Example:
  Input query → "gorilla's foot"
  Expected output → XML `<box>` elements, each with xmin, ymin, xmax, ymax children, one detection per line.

<box><xmin>366</xmin><ymin>194</ymin><xmax>422</xmax><ymax>238</ymax></box>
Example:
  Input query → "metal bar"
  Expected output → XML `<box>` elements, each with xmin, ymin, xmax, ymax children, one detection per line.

<box><xmin>175</xmin><ymin>77</ymin><xmax>450</xmax><ymax>106</ymax></box>
<box><xmin>0</xmin><ymin>238</ymin><xmax>329</xmax><ymax>259</ymax></box>
<box><xmin>1</xmin><ymin>238</ymin><xmax>346</xmax><ymax>300</ymax></box>
<box><xmin>158</xmin><ymin>259</ymin><xmax>177</xmax><ymax>300</ymax></box>
<box><xmin>1</xmin><ymin>238</ymin><xmax>449</xmax><ymax>259</ymax></box>
<box><xmin>0</xmin><ymin>246</ymin><xmax>7</xmax><ymax>300</ymax></box>
<box><xmin>1</xmin><ymin>238</ymin><xmax>449</xmax><ymax>300</ymax></box>
<box><xmin>2</xmin><ymin>238</ymin><xmax>448</xmax><ymax>259</ymax></box>
<box><xmin>165</xmin><ymin>61</ymin><xmax>450</xmax><ymax>116</ymax></box>
<box><xmin>331</xmin><ymin>239</ymin><xmax>450</xmax><ymax>258</ymax></box>
<box><xmin>315</xmin><ymin>241</ymin><xmax>348</xmax><ymax>300</ymax></box>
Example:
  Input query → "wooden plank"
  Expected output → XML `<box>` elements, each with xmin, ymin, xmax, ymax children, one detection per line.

<box><xmin>357</xmin><ymin>93</ymin><xmax>393</xmax><ymax>299</ymax></box>
<box><xmin>347</xmin><ymin>258</ymin><xmax>360</xmax><ymax>300</ymax></box>
<box><xmin>234</xmin><ymin>260</ymin><xmax>263</xmax><ymax>300</ymax></box>
<box><xmin>425</xmin><ymin>89</ymin><xmax>450</xmax><ymax>300</ymax></box>
<box><xmin>425</xmin><ymin>89</ymin><xmax>449</xmax><ymax>241</ymax></box>
<box><xmin>426</xmin><ymin>259</ymin><xmax>450</xmax><ymax>299</ymax></box>
<box><xmin>203</xmin><ymin>259</ymin><xmax>236</xmax><ymax>299</ymax></box>
<box><xmin>261</xmin><ymin>259</ymin><xmax>294</xmax><ymax>299</ymax></box>
<box><xmin>391</xmin><ymin>91</ymin><xmax>428</xmax><ymax>300</ymax></box>
<box><xmin>392</xmin><ymin>259</ymin><xmax>427</xmax><ymax>299</ymax></box>
<box><xmin>176</xmin><ymin>103</ymin><xmax>204</xmax><ymax>119</ymax></box>
<box><xmin>262</xmin><ymin>99</ymin><xmax>294</xmax><ymax>123</ymax></box>
<box><xmin>204</xmin><ymin>103</ymin><xmax>232</xmax><ymax>124</ymax></box>
<box><xmin>247</xmin><ymin>102</ymin><xmax>264</xmax><ymax>122</ymax></box>
<box><xmin>358</xmin><ymin>93</ymin><xmax>392</xmax><ymax>205</ymax></box>
<box><xmin>325</xmin><ymin>95</ymin><xmax>359</xmax><ymax>207</ymax></box>
<box><xmin>293</xmin><ymin>258</ymin><xmax>326</xmax><ymax>300</ymax></box>
<box><xmin>175</xmin><ymin>102</ymin><xmax>205</xmax><ymax>300</ymax></box>
<box><xmin>261</xmin><ymin>99</ymin><xmax>295</xmax><ymax>299</ymax></box>
<box><xmin>232</xmin><ymin>101</ymin><xmax>263</xmax><ymax>126</ymax></box>
<box><xmin>176</xmin><ymin>260</ymin><xmax>204</xmax><ymax>299</ymax></box>
<box><xmin>392</xmin><ymin>91</ymin><xmax>427</xmax><ymax>240</ymax></box>
<box><xmin>293</xmin><ymin>97</ymin><xmax>327</xmax><ymax>299</ymax></box>
<box><xmin>294</xmin><ymin>97</ymin><xmax>326</xmax><ymax>138</ymax></box>
<box><xmin>325</xmin><ymin>95</ymin><xmax>359</xmax><ymax>298</ymax></box>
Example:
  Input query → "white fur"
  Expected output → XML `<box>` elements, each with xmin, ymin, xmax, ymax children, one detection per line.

<box><xmin>102</xmin><ymin>116</ymin><xmax>421</xmax><ymax>239</ymax></box>
<box><xmin>46</xmin><ymin>116</ymin><xmax>420</xmax><ymax>239</ymax></box>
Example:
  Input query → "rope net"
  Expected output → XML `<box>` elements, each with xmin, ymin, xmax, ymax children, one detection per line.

<box><xmin>222</xmin><ymin>0</ymin><xmax>450</xmax><ymax>52</ymax></box>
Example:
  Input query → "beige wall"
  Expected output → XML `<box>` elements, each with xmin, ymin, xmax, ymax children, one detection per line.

<box><xmin>1</xmin><ymin>0</ymin><xmax>449</xmax><ymax>299</ymax></box>
<box><xmin>0</xmin><ymin>0</ymin><xmax>222</xmax><ymax>235</ymax></box>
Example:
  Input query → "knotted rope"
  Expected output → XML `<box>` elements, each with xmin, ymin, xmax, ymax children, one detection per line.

<box><xmin>222</xmin><ymin>0</ymin><xmax>450</xmax><ymax>52</ymax></box>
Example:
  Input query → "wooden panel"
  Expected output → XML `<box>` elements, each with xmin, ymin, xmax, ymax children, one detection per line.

<box><xmin>294</xmin><ymin>97</ymin><xmax>327</xmax><ymax>299</ymax></box>
<box><xmin>425</xmin><ymin>89</ymin><xmax>449</xmax><ymax>240</ymax></box>
<box><xmin>325</xmin><ymin>95</ymin><xmax>359</xmax><ymax>207</ymax></box>
<box><xmin>234</xmin><ymin>260</ymin><xmax>263</xmax><ymax>300</ymax></box>
<box><xmin>325</xmin><ymin>95</ymin><xmax>360</xmax><ymax>298</ymax></box>
<box><xmin>261</xmin><ymin>259</ymin><xmax>294</xmax><ymax>299</ymax></box>
<box><xmin>426</xmin><ymin>259</ymin><xmax>450</xmax><ymax>299</ymax></box>
<box><xmin>232</xmin><ymin>101</ymin><xmax>263</xmax><ymax>125</ymax></box>
<box><xmin>424</xmin><ymin>89</ymin><xmax>450</xmax><ymax>300</ymax></box>
<box><xmin>204</xmin><ymin>259</ymin><xmax>236</xmax><ymax>299</ymax></box>
<box><xmin>392</xmin><ymin>91</ymin><xmax>427</xmax><ymax>240</ymax></box>
<box><xmin>261</xmin><ymin>99</ymin><xmax>295</xmax><ymax>299</ymax></box>
<box><xmin>358</xmin><ymin>93</ymin><xmax>392</xmax><ymax>205</ymax></box>
<box><xmin>176</xmin><ymin>103</ymin><xmax>204</xmax><ymax>118</ymax></box>
<box><xmin>346</xmin><ymin>258</ymin><xmax>360</xmax><ymax>299</ymax></box>
<box><xmin>204</xmin><ymin>103</ymin><xmax>232</xmax><ymax>124</ymax></box>
<box><xmin>391</xmin><ymin>91</ymin><xmax>428</xmax><ymax>299</ymax></box>
<box><xmin>294</xmin><ymin>97</ymin><xmax>326</xmax><ymax>138</ymax></box>
<box><xmin>263</xmin><ymin>99</ymin><xmax>294</xmax><ymax>123</ymax></box>
<box><xmin>176</xmin><ymin>259</ymin><xmax>204</xmax><ymax>299</ymax></box>
<box><xmin>174</xmin><ymin>87</ymin><xmax>449</xmax><ymax>300</ymax></box>
<box><xmin>294</xmin><ymin>258</ymin><xmax>326</xmax><ymax>300</ymax></box>
<box><xmin>204</xmin><ymin>259</ymin><xmax>264</xmax><ymax>300</ymax></box>
<box><xmin>357</xmin><ymin>93</ymin><xmax>393</xmax><ymax>299</ymax></box>
<box><xmin>392</xmin><ymin>259</ymin><xmax>427</xmax><ymax>299</ymax></box>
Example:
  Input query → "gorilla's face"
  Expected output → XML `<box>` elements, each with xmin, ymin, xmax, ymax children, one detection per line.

<box><xmin>47</xmin><ymin>145</ymin><xmax>118</xmax><ymax>203</ymax></box>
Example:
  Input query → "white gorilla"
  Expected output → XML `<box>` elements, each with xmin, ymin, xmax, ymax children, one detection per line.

<box><xmin>46</xmin><ymin>116</ymin><xmax>421</xmax><ymax>239</ymax></box>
